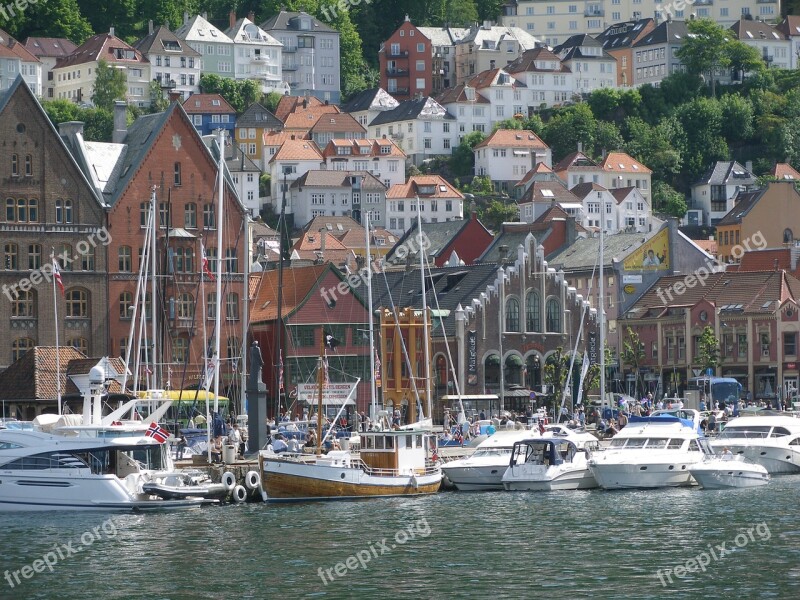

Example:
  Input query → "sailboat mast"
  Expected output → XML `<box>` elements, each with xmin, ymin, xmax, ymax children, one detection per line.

<box><xmin>599</xmin><ymin>205</ymin><xmax>606</xmax><ymax>408</ymax></box>
<box><xmin>316</xmin><ymin>332</ymin><xmax>325</xmax><ymax>456</ymax></box>
<box><xmin>365</xmin><ymin>212</ymin><xmax>377</xmax><ymax>419</ymax></box>
<box><xmin>150</xmin><ymin>187</ymin><xmax>158</xmax><ymax>389</ymax></box>
<box><xmin>417</xmin><ymin>197</ymin><xmax>432</xmax><ymax>419</ymax></box>
<box><xmin>213</xmin><ymin>129</ymin><xmax>224</xmax><ymax>414</ymax></box>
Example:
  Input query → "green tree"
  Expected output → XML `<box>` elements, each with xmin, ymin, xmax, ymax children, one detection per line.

<box><xmin>675</xmin><ymin>97</ymin><xmax>729</xmax><ymax>180</ymax></box>
<box><xmin>262</xmin><ymin>91</ymin><xmax>283</xmax><ymax>114</ymax></box>
<box><xmin>449</xmin><ymin>131</ymin><xmax>485</xmax><ymax>178</ymax></box>
<box><xmin>470</xmin><ymin>176</ymin><xmax>494</xmax><ymax>195</ymax></box>
<box><xmin>42</xmin><ymin>100</ymin><xmax>81</xmax><ymax>127</ymax></box>
<box><xmin>624</xmin><ymin>116</ymin><xmax>684</xmax><ymax>183</ymax></box>
<box><xmin>329</xmin><ymin>11</ymin><xmax>367</xmax><ymax>98</ymax></box>
<box><xmin>719</xmin><ymin>94</ymin><xmax>754</xmax><ymax>143</ymax></box>
<box><xmin>696</xmin><ymin>325</ymin><xmax>719</xmax><ymax>373</ymax></box>
<box><xmin>543</xmin><ymin>347</ymin><xmax>571</xmax><ymax>411</ymax></box>
<box><xmin>593</xmin><ymin>121</ymin><xmax>624</xmax><ymax>158</ymax></box>
<box><xmin>727</xmin><ymin>39</ymin><xmax>765</xmax><ymax>82</ymax></box>
<box><xmin>675</xmin><ymin>18</ymin><xmax>733</xmax><ymax>97</ymax></box>
<box><xmin>92</xmin><ymin>60</ymin><xmax>128</xmax><ymax>112</ymax></box>
<box><xmin>83</xmin><ymin>108</ymin><xmax>114</xmax><ymax>142</ymax></box>
<box><xmin>620</xmin><ymin>327</ymin><xmax>645</xmax><ymax>399</ymax></box>
<box><xmin>652</xmin><ymin>181</ymin><xmax>687</xmax><ymax>218</ymax></box>
<box><xmin>542</xmin><ymin>103</ymin><xmax>597</xmax><ymax>161</ymax></box>
<box><xmin>480</xmin><ymin>199</ymin><xmax>517</xmax><ymax>231</ymax></box>
<box><xmin>149</xmin><ymin>81</ymin><xmax>169</xmax><ymax>112</ymax></box>
<box><xmin>77</xmin><ymin>0</ymin><xmax>137</xmax><ymax>41</ymax></box>
<box><xmin>14</xmin><ymin>0</ymin><xmax>94</xmax><ymax>43</ymax></box>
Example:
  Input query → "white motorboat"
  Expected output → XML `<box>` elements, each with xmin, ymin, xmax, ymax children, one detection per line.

<box><xmin>542</xmin><ymin>424</ymin><xmax>602</xmax><ymax>451</ymax></box>
<box><xmin>0</xmin><ymin>429</ymin><xmax>210</xmax><ymax>512</ymax></box>
<box><xmin>689</xmin><ymin>454</ymin><xmax>770</xmax><ymax>489</ymax></box>
<box><xmin>709</xmin><ymin>413</ymin><xmax>800</xmax><ymax>474</ymax></box>
<box><xmin>441</xmin><ymin>428</ymin><xmax>539</xmax><ymax>491</ymax></box>
<box><xmin>588</xmin><ymin>409</ymin><xmax>707</xmax><ymax>489</ymax></box>
<box><xmin>502</xmin><ymin>438</ymin><xmax>597</xmax><ymax>491</ymax></box>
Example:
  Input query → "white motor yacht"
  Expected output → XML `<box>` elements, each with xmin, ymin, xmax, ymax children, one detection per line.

<box><xmin>689</xmin><ymin>453</ymin><xmax>770</xmax><ymax>489</ymax></box>
<box><xmin>588</xmin><ymin>409</ymin><xmax>706</xmax><ymax>489</ymax></box>
<box><xmin>441</xmin><ymin>428</ymin><xmax>539</xmax><ymax>491</ymax></box>
<box><xmin>0</xmin><ymin>429</ymin><xmax>209</xmax><ymax>511</ymax></box>
<box><xmin>502</xmin><ymin>438</ymin><xmax>597</xmax><ymax>491</ymax></box>
<box><xmin>709</xmin><ymin>414</ymin><xmax>800</xmax><ymax>474</ymax></box>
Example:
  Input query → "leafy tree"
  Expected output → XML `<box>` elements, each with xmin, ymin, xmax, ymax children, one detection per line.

<box><xmin>262</xmin><ymin>91</ymin><xmax>283</xmax><ymax>114</ymax></box>
<box><xmin>653</xmin><ymin>181</ymin><xmax>687</xmax><ymax>218</ymax></box>
<box><xmin>429</xmin><ymin>0</ymin><xmax>478</xmax><ymax>26</ymax></box>
<box><xmin>675</xmin><ymin>97</ymin><xmax>729</xmax><ymax>180</ymax></box>
<box><xmin>149</xmin><ymin>81</ymin><xmax>169</xmax><ymax>112</ymax></box>
<box><xmin>493</xmin><ymin>118</ymin><xmax>524</xmax><ymax>131</ymax></box>
<box><xmin>83</xmin><ymin>108</ymin><xmax>114</xmax><ymax>142</ymax></box>
<box><xmin>593</xmin><ymin>121</ymin><xmax>624</xmax><ymax>158</ymax></box>
<box><xmin>696</xmin><ymin>325</ymin><xmax>719</xmax><ymax>373</ymax></box>
<box><xmin>675</xmin><ymin>18</ymin><xmax>733</xmax><ymax>97</ymax></box>
<box><xmin>542</xmin><ymin>103</ymin><xmax>597</xmax><ymax>162</ymax></box>
<box><xmin>480</xmin><ymin>199</ymin><xmax>517</xmax><ymax>231</ymax></box>
<box><xmin>77</xmin><ymin>0</ymin><xmax>137</xmax><ymax>41</ymax></box>
<box><xmin>12</xmin><ymin>0</ymin><xmax>93</xmax><ymax>43</ymax></box>
<box><xmin>328</xmin><ymin>11</ymin><xmax>367</xmax><ymax>98</ymax></box>
<box><xmin>448</xmin><ymin>131</ymin><xmax>485</xmax><ymax>178</ymax></box>
<box><xmin>92</xmin><ymin>60</ymin><xmax>128</xmax><ymax>112</ymax></box>
<box><xmin>470</xmin><ymin>176</ymin><xmax>494</xmax><ymax>195</ymax></box>
<box><xmin>727</xmin><ymin>39</ymin><xmax>765</xmax><ymax>83</ymax></box>
<box><xmin>138</xmin><ymin>0</ymin><xmax>202</xmax><ymax>31</ymax></box>
<box><xmin>475</xmin><ymin>0</ymin><xmax>503</xmax><ymax>22</ymax></box>
<box><xmin>521</xmin><ymin>114</ymin><xmax>545</xmax><ymax>136</ymax></box>
<box><xmin>42</xmin><ymin>100</ymin><xmax>81</xmax><ymax>127</ymax></box>
<box><xmin>620</xmin><ymin>327</ymin><xmax>645</xmax><ymax>399</ymax></box>
<box><xmin>624</xmin><ymin>116</ymin><xmax>684</xmax><ymax>184</ymax></box>
<box><xmin>719</xmin><ymin>94</ymin><xmax>754</xmax><ymax>143</ymax></box>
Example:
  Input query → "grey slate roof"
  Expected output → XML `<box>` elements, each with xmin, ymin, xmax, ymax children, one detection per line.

<box><xmin>549</xmin><ymin>230</ymin><xmax>659</xmax><ymax>271</ymax></box>
<box><xmin>236</xmin><ymin>102</ymin><xmax>283</xmax><ymax>129</ymax></box>
<box><xmin>694</xmin><ymin>160</ymin><xmax>756</xmax><ymax>186</ymax></box>
<box><xmin>717</xmin><ymin>189</ymin><xmax>766</xmax><ymax>226</ymax></box>
<box><xmin>369</xmin><ymin>97</ymin><xmax>455</xmax><ymax>126</ymax></box>
<box><xmin>340</xmin><ymin>88</ymin><xmax>399</xmax><ymax>113</ymax></box>
<box><xmin>385</xmin><ymin>218</ymin><xmax>472</xmax><ymax>264</ymax></box>
<box><xmin>133</xmin><ymin>25</ymin><xmax>201</xmax><ymax>57</ymax></box>
<box><xmin>291</xmin><ymin>170</ymin><xmax>386</xmax><ymax>190</ymax></box>
<box><xmin>633</xmin><ymin>20</ymin><xmax>689</xmax><ymax>47</ymax></box>
<box><xmin>260</xmin><ymin>11</ymin><xmax>337</xmax><ymax>34</ymax></box>
<box><xmin>479</xmin><ymin>225</ymin><xmax>552</xmax><ymax>263</ymax></box>
<box><xmin>597</xmin><ymin>19</ymin><xmax>654</xmax><ymax>50</ymax></box>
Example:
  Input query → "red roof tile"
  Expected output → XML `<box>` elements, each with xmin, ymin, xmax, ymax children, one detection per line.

<box><xmin>182</xmin><ymin>94</ymin><xmax>235</xmax><ymax>114</ymax></box>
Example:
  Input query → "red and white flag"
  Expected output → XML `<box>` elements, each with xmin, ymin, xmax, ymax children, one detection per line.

<box><xmin>52</xmin><ymin>257</ymin><xmax>65</xmax><ymax>296</ymax></box>
<box><xmin>201</xmin><ymin>243</ymin><xmax>214</xmax><ymax>280</ymax></box>
<box><xmin>144</xmin><ymin>422</ymin><xmax>170</xmax><ymax>443</ymax></box>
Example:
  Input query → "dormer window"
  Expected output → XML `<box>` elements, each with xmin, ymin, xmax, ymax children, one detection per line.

<box><xmin>212</xmin><ymin>99</ymin><xmax>220</xmax><ymax>106</ymax></box>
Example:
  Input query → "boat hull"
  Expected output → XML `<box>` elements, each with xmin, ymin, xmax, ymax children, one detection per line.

<box><xmin>440</xmin><ymin>464</ymin><xmax>507</xmax><ymax>491</ymax></box>
<box><xmin>503</xmin><ymin>465</ymin><xmax>597</xmax><ymax>491</ymax></box>
<box><xmin>689</xmin><ymin>465</ymin><xmax>770</xmax><ymax>489</ymax></box>
<box><xmin>711</xmin><ymin>444</ymin><xmax>800</xmax><ymax>474</ymax></box>
<box><xmin>262</xmin><ymin>458</ymin><xmax>441</xmax><ymax>501</ymax></box>
<box><xmin>589</xmin><ymin>462</ymin><xmax>696</xmax><ymax>489</ymax></box>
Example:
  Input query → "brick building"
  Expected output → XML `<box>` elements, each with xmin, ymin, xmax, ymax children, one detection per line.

<box><xmin>0</xmin><ymin>77</ymin><xmax>108</xmax><ymax>369</ymax></box>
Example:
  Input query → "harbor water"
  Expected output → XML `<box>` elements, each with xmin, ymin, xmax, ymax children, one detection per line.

<box><xmin>3</xmin><ymin>476</ymin><xmax>800</xmax><ymax>599</ymax></box>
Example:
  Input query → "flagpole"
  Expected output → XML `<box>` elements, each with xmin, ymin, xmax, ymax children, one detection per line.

<box><xmin>52</xmin><ymin>251</ymin><xmax>61</xmax><ymax>415</ymax></box>
<box><xmin>201</xmin><ymin>241</ymin><xmax>211</xmax><ymax>463</ymax></box>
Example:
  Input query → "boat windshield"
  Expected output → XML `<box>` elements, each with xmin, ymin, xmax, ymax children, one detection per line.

<box><xmin>717</xmin><ymin>426</ymin><xmax>772</xmax><ymax>440</ymax></box>
<box><xmin>608</xmin><ymin>438</ymin><xmax>682</xmax><ymax>449</ymax></box>
<box><xmin>644</xmin><ymin>438</ymin><xmax>669</xmax><ymax>449</ymax></box>
<box><xmin>473</xmin><ymin>448</ymin><xmax>512</xmax><ymax>458</ymax></box>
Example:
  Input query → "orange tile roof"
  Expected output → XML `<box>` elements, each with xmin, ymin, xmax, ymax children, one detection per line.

<box><xmin>54</xmin><ymin>32</ymin><xmax>146</xmax><ymax>69</ymax></box>
<box><xmin>274</xmin><ymin>95</ymin><xmax>327</xmax><ymax>122</ymax></box>
<box><xmin>386</xmin><ymin>175</ymin><xmax>464</xmax><ymax>199</ymax></box>
<box><xmin>249</xmin><ymin>264</ymin><xmax>331</xmax><ymax>323</ymax></box>
<box><xmin>0</xmin><ymin>29</ymin><xmax>40</xmax><ymax>63</ymax></box>
<box><xmin>182</xmin><ymin>94</ymin><xmax>236</xmax><ymax>114</ymax></box>
<box><xmin>771</xmin><ymin>163</ymin><xmax>800</xmax><ymax>181</ymax></box>
<box><xmin>269</xmin><ymin>139</ymin><xmax>323</xmax><ymax>162</ymax></box>
<box><xmin>311</xmin><ymin>112</ymin><xmax>366</xmax><ymax>134</ymax></box>
<box><xmin>263</xmin><ymin>130</ymin><xmax>308</xmax><ymax>146</ymax></box>
<box><xmin>736</xmin><ymin>248</ymin><xmax>793</xmax><ymax>272</ymax></box>
<box><xmin>693</xmin><ymin>239</ymin><xmax>718</xmax><ymax>255</ymax></box>
<box><xmin>599</xmin><ymin>151</ymin><xmax>652</xmax><ymax>174</ymax></box>
<box><xmin>282</xmin><ymin>105</ymin><xmax>341</xmax><ymax>131</ymax></box>
<box><xmin>293</xmin><ymin>231</ymin><xmax>349</xmax><ymax>252</ymax></box>
<box><xmin>474</xmin><ymin>129</ymin><xmax>548</xmax><ymax>149</ymax></box>
<box><xmin>320</xmin><ymin>138</ymin><xmax>405</xmax><ymax>159</ymax></box>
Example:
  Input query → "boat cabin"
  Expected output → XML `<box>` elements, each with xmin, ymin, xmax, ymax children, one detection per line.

<box><xmin>359</xmin><ymin>430</ymin><xmax>437</xmax><ymax>474</ymax></box>
<box><xmin>509</xmin><ymin>439</ymin><xmax>581</xmax><ymax>467</ymax></box>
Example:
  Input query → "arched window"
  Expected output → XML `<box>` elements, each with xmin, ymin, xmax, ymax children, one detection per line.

<box><xmin>64</xmin><ymin>200</ymin><xmax>72</xmax><ymax>224</ymax></box>
<box><xmin>24</xmin><ymin>154</ymin><xmax>32</xmax><ymax>176</ymax></box>
<box><xmin>65</xmin><ymin>289</ymin><xmax>88</xmax><ymax>318</ymax></box>
<box><xmin>784</xmin><ymin>229</ymin><xmax>794</xmax><ymax>244</ymax></box>
<box><xmin>67</xmin><ymin>337</ymin><xmax>89</xmax><ymax>354</ymax></box>
<box><xmin>435</xmin><ymin>355</ymin><xmax>447</xmax><ymax>386</ymax></box>
<box><xmin>12</xmin><ymin>338</ymin><xmax>35</xmax><ymax>361</ymax></box>
<box><xmin>118</xmin><ymin>246</ymin><xmax>132</xmax><ymax>272</ymax></box>
<box><xmin>526</xmin><ymin>291</ymin><xmax>540</xmax><ymax>332</ymax></box>
<box><xmin>546</xmin><ymin>298</ymin><xmax>561</xmax><ymax>333</ymax></box>
<box><xmin>119</xmin><ymin>292</ymin><xmax>133</xmax><ymax>319</ymax></box>
<box><xmin>11</xmin><ymin>290</ymin><xmax>35</xmax><ymax>317</ymax></box>
<box><xmin>505</xmin><ymin>297</ymin><xmax>520</xmax><ymax>332</ymax></box>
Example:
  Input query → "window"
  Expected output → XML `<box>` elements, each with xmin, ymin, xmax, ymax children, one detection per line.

<box><xmin>417</xmin><ymin>43</ymin><xmax>424</xmax><ymax>52</ymax></box>
<box><xmin>784</xmin><ymin>332</ymin><xmax>797</xmax><ymax>356</ymax></box>
<box><xmin>173</xmin><ymin>337</ymin><xmax>189</xmax><ymax>364</ymax></box>
<box><xmin>12</xmin><ymin>338</ymin><xmax>35</xmax><ymax>361</ymax></box>
<box><xmin>226</xmin><ymin>293</ymin><xmax>239</xmax><ymax>320</ymax></box>
<box><xmin>174</xmin><ymin>162</ymin><xmax>182</xmax><ymax>186</ymax></box>
<box><xmin>506</xmin><ymin>298</ymin><xmax>520</xmax><ymax>332</ymax></box>
<box><xmin>24</xmin><ymin>154</ymin><xmax>32</xmax><ymax>176</ymax></box>
<box><xmin>80</xmin><ymin>246</ymin><xmax>94</xmax><ymax>270</ymax></box>
<box><xmin>11</xmin><ymin>154</ymin><xmax>18</xmax><ymax>176</ymax></box>
<box><xmin>291</xmin><ymin>325</ymin><xmax>316</xmax><ymax>347</ymax></box>
<box><xmin>119</xmin><ymin>292</ymin><xmax>133</xmax><ymax>319</ymax></box>
<box><xmin>203</xmin><ymin>204</ymin><xmax>215</xmax><ymax>228</ymax></box>
<box><xmin>4</xmin><ymin>243</ymin><xmax>18</xmax><ymax>270</ymax></box>
<box><xmin>159</xmin><ymin>202</ymin><xmax>170</xmax><ymax>228</ymax></box>
<box><xmin>118</xmin><ymin>246</ymin><xmax>132</xmax><ymax>272</ymax></box>
<box><xmin>11</xmin><ymin>290</ymin><xmax>35</xmax><ymax>317</ymax></box>
<box><xmin>65</xmin><ymin>289</ymin><xmax>88</xmax><ymax>317</ymax></box>
<box><xmin>176</xmin><ymin>293</ymin><xmax>194</xmax><ymax>319</ymax></box>
<box><xmin>546</xmin><ymin>298</ymin><xmax>560</xmax><ymax>333</ymax></box>
<box><xmin>184</xmin><ymin>203</ymin><xmax>197</xmax><ymax>228</ymax></box>
<box><xmin>54</xmin><ymin>244</ymin><xmax>71</xmax><ymax>270</ymax></box>
<box><xmin>6</xmin><ymin>198</ymin><xmax>38</xmax><ymax>223</ymax></box>
<box><xmin>526</xmin><ymin>292</ymin><xmax>541</xmax><ymax>332</ymax></box>
<box><xmin>416</xmin><ymin>60</ymin><xmax>425</xmax><ymax>71</ymax></box>
<box><xmin>225</xmin><ymin>248</ymin><xmax>238</xmax><ymax>273</ymax></box>
<box><xmin>28</xmin><ymin>244</ymin><xmax>41</xmax><ymax>270</ymax></box>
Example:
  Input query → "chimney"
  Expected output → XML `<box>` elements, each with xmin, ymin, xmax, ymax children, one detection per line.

<box><xmin>577</xmin><ymin>141</ymin><xmax>583</xmax><ymax>153</ymax></box>
<box><xmin>202</xmin><ymin>12</ymin><xmax>208</xmax><ymax>20</ymax></box>
<box><xmin>230</xmin><ymin>10</ymin><xmax>236</xmax><ymax>29</ymax></box>
<box><xmin>498</xmin><ymin>244</ymin><xmax>509</xmax><ymax>264</ymax></box>
<box><xmin>113</xmin><ymin>101</ymin><xmax>127</xmax><ymax>144</ymax></box>
<box><xmin>168</xmin><ymin>90</ymin><xmax>181</xmax><ymax>103</ymax></box>
<box><xmin>148</xmin><ymin>20</ymin><xmax>153</xmax><ymax>35</ymax></box>
<box><xmin>58</xmin><ymin>121</ymin><xmax>84</xmax><ymax>138</ymax></box>
<box><xmin>745</xmin><ymin>160</ymin><xmax>753</xmax><ymax>174</ymax></box>
<box><xmin>184</xmin><ymin>11</ymin><xmax>188</xmax><ymax>25</ymax></box>
<box><xmin>110</xmin><ymin>26</ymin><xmax>115</xmax><ymax>37</ymax></box>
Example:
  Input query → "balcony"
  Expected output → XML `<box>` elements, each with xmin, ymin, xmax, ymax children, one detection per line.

<box><xmin>283</xmin><ymin>46</ymin><xmax>297</xmax><ymax>53</ymax></box>
<box><xmin>155</xmin><ymin>77</ymin><xmax>176</xmax><ymax>89</ymax></box>
<box><xmin>584</xmin><ymin>9</ymin><xmax>605</xmax><ymax>16</ymax></box>
<box><xmin>386</xmin><ymin>49</ymin><xmax>409</xmax><ymax>58</ymax></box>
<box><xmin>386</xmin><ymin>68</ymin><xmax>409</xmax><ymax>76</ymax></box>
<box><xmin>289</xmin><ymin>81</ymin><xmax>301</xmax><ymax>88</ymax></box>
<box><xmin>763</xmin><ymin>54</ymin><xmax>774</xmax><ymax>64</ymax></box>
<box><xmin>282</xmin><ymin>63</ymin><xmax>298</xmax><ymax>71</ymax></box>
<box><xmin>388</xmin><ymin>87</ymin><xmax>409</xmax><ymax>95</ymax></box>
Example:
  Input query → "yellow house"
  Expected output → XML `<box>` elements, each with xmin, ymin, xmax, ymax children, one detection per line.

<box><xmin>716</xmin><ymin>181</ymin><xmax>800</xmax><ymax>264</ymax></box>
<box><xmin>234</xmin><ymin>102</ymin><xmax>283</xmax><ymax>165</ymax></box>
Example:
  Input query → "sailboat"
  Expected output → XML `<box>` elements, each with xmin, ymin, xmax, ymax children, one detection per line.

<box><xmin>258</xmin><ymin>212</ymin><xmax>442</xmax><ymax>501</ymax></box>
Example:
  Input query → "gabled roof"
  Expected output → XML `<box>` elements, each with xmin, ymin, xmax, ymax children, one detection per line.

<box><xmin>633</xmin><ymin>20</ymin><xmax>689</xmax><ymax>48</ymax></box>
<box><xmin>369</xmin><ymin>97</ymin><xmax>455</xmax><ymax>126</ymax></box>
<box><xmin>550</xmin><ymin>229</ymin><xmax>660</xmax><ymax>270</ymax></box>
<box><xmin>474</xmin><ymin>129</ymin><xmax>548</xmax><ymax>150</ymax></box>
<box><xmin>555</xmin><ymin>34</ymin><xmax>603</xmax><ymax>50</ymax></box>
<box><xmin>225</xmin><ymin>18</ymin><xmax>281</xmax><ymax>46</ymax></box>
<box><xmin>776</xmin><ymin>16</ymin><xmax>800</xmax><ymax>38</ymax></box>
<box><xmin>515</xmin><ymin>162</ymin><xmax>556</xmax><ymax>188</ymax></box>
<box><xmin>599</xmin><ymin>152</ymin><xmax>652</xmax><ymax>174</ymax></box>
<box><xmin>24</xmin><ymin>36</ymin><xmax>78</xmax><ymax>58</ymax></box>
<box><xmin>597</xmin><ymin>19</ymin><xmax>655</xmax><ymax>50</ymax></box>
<box><xmin>694</xmin><ymin>160</ymin><xmax>755</xmax><ymax>186</ymax></box>
<box><xmin>735</xmin><ymin>248</ymin><xmax>793</xmax><ymax>272</ymax></box>
<box><xmin>505</xmin><ymin>47</ymin><xmax>569</xmax><ymax>74</ymax></box>
<box><xmin>570</xmin><ymin>181</ymin><xmax>608</xmax><ymax>199</ymax></box>
<box><xmin>436</xmin><ymin>83</ymin><xmax>490</xmax><ymax>105</ymax></box>
<box><xmin>730</xmin><ymin>18</ymin><xmax>785</xmax><ymax>41</ymax></box>
<box><xmin>274</xmin><ymin>94</ymin><xmax>327</xmax><ymax>122</ymax></box>
<box><xmin>290</xmin><ymin>233</ymin><xmax>355</xmax><ymax>270</ymax></box>
<box><xmin>416</xmin><ymin>26</ymin><xmax>469</xmax><ymax>47</ymax></box>
<box><xmin>770</xmin><ymin>163</ymin><xmax>800</xmax><ymax>181</ymax></box>
<box><xmin>282</xmin><ymin>105</ymin><xmax>341</xmax><ymax>131</ymax></box>
<box><xmin>249</xmin><ymin>264</ymin><xmax>333</xmax><ymax>323</ymax></box>
<box><xmin>320</xmin><ymin>138</ymin><xmax>405</xmax><ymax>159</ymax></box>
<box><xmin>291</xmin><ymin>170</ymin><xmax>385</xmax><ymax>190</ymax></box>
<box><xmin>553</xmin><ymin>151</ymin><xmax>600</xmax><ymax>173</ymax></box>
<box><xmin>0</xmin><ymin>346</ymin><xmax>86</xmax><ymax>401</ymax></box>
<box><xmin>182</xmin><ymin>94</ymin><xmax>236</xmax><ymax>114</ymax></box>
<box><xmin>133</xmin><ymin>25</ymin><xmax>201</xmax><ymax>57</ymax></box>
<box><xmin>236</xmin><ymin>102</ymin><xmax>283</xmax><ymax>129</ymax></box>
<box><xmin>457</xmin><ymin>24</ymin><xmax>539</xmax><ymax>51</ymax></box>
<box><xmin>609</xmin><ymin>186</ymin><xmax>641</xmax><ymax>204</ymax></box>
<box><xmin>0</xmin><ymin>29</ymin><xmax>40</xmax><ymax>63</ymax></box>
<box><xmin>55</xmin><ymin>32</ymin><xmax>146</xmax><ymax>69</ymax></box>
<box><xmin>519</xmin><ymin>179</ymin><xmax>579</xmax><ymax>205</ymax></box>
<box><xmin>174</xmin><ymin>14</ymin><xmax>233</xmax><ymax>44</ymax></box>
<box><xmin>260</xmin><ymin>10</ymin><xmax>338</xmax><ymax>34</ymax></box>
<box><xmin>269</xmin><ymin>138</ymin><xmax>322</xmax><ymax>162</ymax></box>
<box><xmin>303</xmin><ymin>216</ymin><xmax>398</xmax><ymax>249</ymax></box>
<box><xmin>386</xmin><ymin>175</ymin><xmax>464</xmax><ymax>199</ymax></box>
<box><xmin>310</xmin><ymin>112</ymin><xmax>366</xmax><ymax>135</ymax></box>
<box><xmin>263</xmin><ymin>130</ymin><xmax>307</xmax><ymax>147</ymax></box>
<box><xmin>340</xmin><ymin>88</ymin><xmax>399</xmax><ymax>113</ymax></box>
<box><xmin>64</xmin><ymin>358</ymin><xmax>127</xmax><ymax>394</ymax></box>
<box><xmin>717</xmin><ymin>188</ymin><xmax>767</xmax><ymax>226</ymax></box>
<box><xmin>465</xmin><ymin>68</ymin><xmax>524</xmax><ymax>90</ymax></box>
<box><xmin>386</xmin><ymin>218</ymin><xmax>472</xmax><ymax>263</ymax></box>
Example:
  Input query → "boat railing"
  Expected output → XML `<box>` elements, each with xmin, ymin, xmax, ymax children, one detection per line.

<box><xmin>350</xmin><ymin>457</ymin><xmax>440</xmax><ymax>477</ymax></box>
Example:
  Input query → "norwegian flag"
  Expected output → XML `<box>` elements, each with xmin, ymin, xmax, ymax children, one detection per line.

<box><xmin>374</xmin><ymin>347</ymin><xmax>382</xmax><ymax>389</ymax></box>
<box><xmin>52</xmin><ymin>257</ymin><xmax>65</xmax><ymax>297</ymax></box>
<box><xmin>201</xmin><ymin>243</ymin><xmax>215</xmax><ymax>280</ymax></box>
<box><xmin>144</xmin><ymin>422</ymin><xmax>170</xmax><ymax>444</ymax></box>
<box><xmin>278</xmin><ymin>350</ymin><xmax>284</xmax><ymax>391</ymax></box>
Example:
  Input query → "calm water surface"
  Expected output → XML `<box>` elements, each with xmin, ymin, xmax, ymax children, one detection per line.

<box><xmin>3</xmin><ymin>476</ymin><xmax>800</xmax><ymax>600</ymax></box>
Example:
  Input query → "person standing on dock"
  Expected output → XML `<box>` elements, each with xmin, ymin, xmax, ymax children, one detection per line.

<box><xmin>228</xmin><ymin>423</ymin><xmax>243</xmax><ymax>459</ymax></box>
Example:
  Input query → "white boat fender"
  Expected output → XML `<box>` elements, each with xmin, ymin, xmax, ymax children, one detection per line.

<box><xmin>410</xmin><ymin>474</ymin><xmax>418</xmax><ymax>490</ymax></box>
<box><xmin>245</xmin><ymin>470</ymin><xmax>261</xmax><ymax>490</ymax></box>
<box><xmin>232</xmin><ymin>485</ymin><xmax>248</xmax><ymax>503</ymax></box>
<box><xmin>222</xmin><ymin>471</ymin><xmax>236</xmax><ymax>491</ymax></box>
<box><xmin>260</xmin><ymin>490</ymin><xmax>268</xmax><ymax>503</ymax></box>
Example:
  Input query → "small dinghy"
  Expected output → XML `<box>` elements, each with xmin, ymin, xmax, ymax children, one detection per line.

<box><xmin>143</xmin><ymin>472</ymin><xmax>230</xmax><ymax>500</ymax></box>
<box><xmin>689</xmin><ymin>453</ymin><xmax>770</xmax><ymax>489</ymax></box>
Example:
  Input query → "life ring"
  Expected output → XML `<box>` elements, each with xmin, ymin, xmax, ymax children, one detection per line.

<box><xmin>222</xmin><ymin>471</ymin><xmax>236</xmax><ymax>491</ymax></box>
<box><xmin>232</xmin><ymin>484</ymin><xmax>247</xmax><ymax>503</ymax></box>
<box><xmin>245</xmin><ymin>470</ymin><xmax>261</xmax><ymax>490</ymax></box>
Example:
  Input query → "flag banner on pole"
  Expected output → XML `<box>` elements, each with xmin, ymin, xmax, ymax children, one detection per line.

<box><xmin>203</xmin><ymin>358</ymin><xmax>215</xmax><ymax>389</ymax></box>
<box><xmin>201</xmin><ymin>243</ymin><xmax>215</xmax><ymax>280</ymax></box>
<box><xmin>324</xmin><ymin>332</ymin><xmax>340</xmax><ymax>349</ymax></box>
<box><xmin>144</xmin><ymin>422</ymin><xmax>170</xmax><ymax>444</ymax></box>
<box><xmin>323</xmin><ymin>356</ymin><xmax>330</xmax><ymax>385</ymax></box>
<box><xmin>52</xmin><ymin>257</ymin><xmax>65</xmax><ymax>296</ymax></box>
<box><xmin>374</xmin><ymin>347</ymin><xmax>382</xmax><ymax>388</ymax></box>
<box><xmin>576</xmin><ymin>351</ymin><xmax>590</xmax><ymax>405</ymax></box>
<box><xmin>279</xmin><ymin>350</ymin><xmax>284</xmax><ymax>391</ymax></box>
